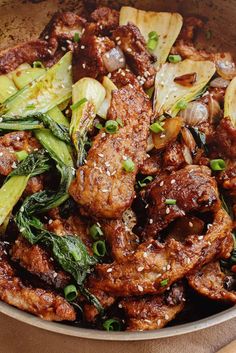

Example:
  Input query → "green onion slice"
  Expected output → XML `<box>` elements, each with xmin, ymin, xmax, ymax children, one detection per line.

<box><xmin>73</xmin><ymin>32</ymin><xmax>80</xmax><ymax>43</ymax></box>
<box><xmin>176</xmin><ymin>100</ymin><xmax>187</xmax><ymax>110</ymax></box>
<box><xmin>64</xmin><ymin>284</ymin><xmax>78</xmax><ymax>301</ymax></box>
<box><xmin>15</xmin><ymin>150</ymin><xmax>29</xmax><ymax>161</ymax></box>
<box><xmin>160</xmin><ymin>279</ymin><xmax>169</xmax><ymax>287</ymax></box>
<box><xmin>32</xmin><ymin>61</ymin><xmax>45</xmax><ymax>68</ymax></box>
<box><xmin>150</xmin><ymin>121</ymin><xmax>164</xmax><ymax>133</ymax></box>
<box><xmin>122</xmin><ymin>158</ymin><xmax>135</xmax><ymax>172</ymax></box>
<box><xmin>210</xmin><ymin>159</ymin><xmax>226</xmax><ymax>171</ymax></box>
<box><xmin>138</xmin><ymin>176</ymin><xmax>153</xmax><ymax>188</ymax></box>
<box><xmin>103</xmin><ymin>319</ymin><xmax>121</xmax><ymax>331</ymax></box>
<box><xmin>168</xmin><ymin>54</ymin><xmax>182</xmax><ymax>63</ymax></box>
<box><xmin>70</xmin><ymin>97</ymin><xmax>87</xmax><ymax>111</ymax></box>
<box><xmin>165</xmin><ymin>199</ymin><xmax>176</xmax><ymax>205</ymax></box>
<box><xmin>93</xmin><ymin>240</ymin><xmax>106</xmax><ymax>257</ymax></box>
<box><xmin>116</xmin><ymin>118</ymin><xmax>124</xmax><ymax>127</ymax></box>
<box><xmin>89</xmin><ymin>224</ymin><xmax>103</xmax><ymax>240</ymax></box>
<box><xmin>105</xmin><ymin>120</ymin><xmax>119</xmax><ymax>134</ymax></box>
<box><xmin>95</xmin><ymin>123</ymin><xmax>103</xmax><ymax>130</ymax></box>
<box><xmin>147</xmin><ymin>31</ymin><xmax>159</xmax><ymax>51</ymax></box>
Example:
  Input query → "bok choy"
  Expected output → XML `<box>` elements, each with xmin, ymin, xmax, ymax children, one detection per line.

<box><xmin>0</xmin><ymin>75</ymin><xmax>18</xmax><ymax>103</ymax></box>
<box><xmin>0</xmin><ymin>151</ymin><xmax>51</xmax><ymax>226</ymax></box>
<box><xmin>70</xmin><ymin>77</ymin><xmax>106</xmax><ymax>165</ymax></box>
<box><xmin>154</xmin><ymin>59</ymin><xmax>216</xmax><ymax>117</ymax></box>
<box><xmin>119</xmin><ymin>6</ymin><xmax>183</xmax><ymax>67</ymax></box>
<box><xmin>97</xmin><ymin>76</ymin><xmax>117</xmax><ymax>119</ymax></box>
<box><xmin>0</xmin><ymin>52</ymin><xmax>72</xmax><ymax>117</ymax></box>
<box><xmin>224</xmin><ymin>76</ymin><xmax>236</xmax><ymax>126</ymax></box>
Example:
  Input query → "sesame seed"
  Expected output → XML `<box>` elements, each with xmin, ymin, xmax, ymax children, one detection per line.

<box><xmin>149</xmin><ymin>219</ymin><xmax>153</xmax><ymax>224</ymax></box>
<box><xmin>137</xmin><ymin>266</ymin><xmax>144</xmax><ymax>272</ymax></box>
<box><xmin>111</xmin><ymin>170</ymin><xmax>116</xmax><ymax>176</ymax></box>
<box><xmin>107</xmin><ymin>73</ymin><xmax>112</xmax><ymax>78</ymax></box>
<box><xmin>105</xmin><ymin>161</ymin><xmax>110</xmax><ymax>167</ymax></box>
<box><xmin>162</xmin><ymin>266</ymin><xmax>167</xmax><ymax>271</ymax></box>
<box><xmin>106</xmin><ymin>171</ymin><xmax>111</xmax><ymax>176</ymax></box>
<box><xmin>207</xmin><ymin>224</ymin><xmax>212</xmax><ymax>229</ymax></box>
<box><xmin>101</xmin><ymin>133</ymin><xmax>106</xmax><ymax>138</ymax></box>
<box><xmin>45</xmin><ymin>35</ymin><xmax>49</xmax><ymax>40</ymax></box>
<box><xmin>11</xmin><ymin>162</ymin><xmax>17</xmax><ymax>169</ymax></box>
<box><xmin>98</xmin><ymin>153</ymin><xmax>104</xmax><ymax>158</ymax></box>
<box><xmin>127</xmin><ymin>48</ymin><xmax>132</xmax><ymax>52</ymax></box>
<box><xmin>160</xmin><ymin>134</ymin><xmax>166</xmax><ymax>139</ymax></box>
<box><xmin>107</xmin><ymin>268</ymin><xmax>113</xmax><ymax>273</ymax></box>
<box><xmin>82</xmin><ymin>63</ymin><xmax>86</xmax><ymax>69</ymax></box>
<box><xmin>145</xmin><ymin>204</ymin><xmax>149</xmax><ymax>209</ymax></box>
<box><xmin>101</xmin><ymin>189</ymin><xmax>109</xmax><ymax>193</ymax></box>
<box><xmin>48</xmin><ymin>49</ymin><xmax>52</xmax><ymax>54</ymax></box>
<box><xmin>160</xmin><ymin>181</ymin><xmax>164</xmax><ymax>187</ymax></box>
<box><xmin>81</xmin><ymin>45</ymin><xmax>85</xmax><ymax>49</ymax></box>
<box><xmin>16</xmin><ymin>136</ymin><xmax>20</xmax><ymax>141</ymax></box>
<box><xmin>118</xmin><ymin>303</ymin><xmax>123</xmax><ymax>308</ymax></box>
<box><xmin>115</xmin><ymin>36</ymin><xmax>120</xmax><ymax>41</ymax></box>
<box><xmin>170</xmin><ymin>179</ymin><xmax>176</xmax><ymax>184</ymax></box>
<box><xmin>121</xmin><ymin>71</ymin><xmax>126</xmax><ymax>76</ymax></box>
<box><xmin>137</xmin><ymin>285</ymin><xmax>144</xmax><ymax>292</ymax></box>
<box><xmin>65</xmin><ymin>109</ymin><xmax>70</xmax><ymax>114</ymax></box>
<box><xmin>48</xmin><ymin>219</ymin><xmax>53</xmax><ymax>225</ymax></box>
<box><xmin>0</xmin><ymin>152</ymin><xmax>3</xmax><ymax>157</ymax></box>
<box><xmin>53</xmin><ymin>272</ymin><xmax>58</xmax><ymax>278</ymax></box>
<box><xmin>143</xmin><ymin>252</ymin><xmax>148</xmax><ymax>258</ymax></box>
<box><xmin>198</xmin><ymin>235</ymin><xmax>204</xmax><ymax>240</ymax></box>
<box><xmin>189</xmin><ymin>222</ymin><xmax>193</xmax><ymax>227</ymax></box>
<box><xmin>20</xmin><ymin>227</ymin><xmax>25</xmax><ymax>233</ymax></box>
<box><xmin>129</xmin><ymin>84</ymin><xmax>133</xmax><ymax>88</ymax></box>
<box><xmin>119</xmin><ymin>58</ymin><xmax>124</xmax><ymax>63</ymax></box>
<box><xmin>166</xmin><ymin>207</ymin><xmax>170</xmax><ymax>214</ymax></box>
<box><xmin>156</xmin><ymin>273</ymin><xmax>161</xmax><ymax>278</ymax></box>
<box><xmin>166</xmin><ymin>264</ymin><xmax>171</xmax><ymax>271</ymax></box>
<box><xmin>117</xmin><ymin>40</ymin><xmax>121</xmax><ymax>45</ymax></box>
<box><xmin>164</xmin><ymin>314</ymin><xmax>169</xmax><ymax>320</ymax></box>
<box><xmin>68</xmin><ymin>65</ymin><xmax>72</xmax><ymax>71</ymax></box>
<box><xmin>157</xmin><ymin>319</ymin><xmax>161</xmax><ymax>326</ymax></box>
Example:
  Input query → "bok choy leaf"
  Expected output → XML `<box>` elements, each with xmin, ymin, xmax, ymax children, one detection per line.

<box><xmin>0</xmin><ymin>52</ymin><xmax>72</xmax><ymax>117</ymax></box>
<box><xmin>119</xmin><ymin>6</ymin><xmax>183</xmax><ymax>67</ymax></box>
<box><xmin>224</xmin><ymin>76</ymin><xmax>236</xmax><ymax>126</ymax></box>
<box><xmin>154</xmin><ymin>59</ymin><xmax>216</xmax><ymax>117</ymax></box>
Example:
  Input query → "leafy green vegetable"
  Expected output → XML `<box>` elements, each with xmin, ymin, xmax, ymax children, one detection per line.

<box><xmin>0</xmin><ymin>116</ymin><xmax>43</xmax><ymax>131</ymax></box>
<box><xmin>0</xmin><ymin>52</ymin><xmax>72</xmax><ymax>117</ymax></box>
<box><xmin>0</xmin><ymin>75</ymin><xmax>18</xmax><ymax>103</ymax></box>
<box><xmin>224</xmin><ymin>76</ymin><xmax>236</xmax><ymax>127</ymax></box>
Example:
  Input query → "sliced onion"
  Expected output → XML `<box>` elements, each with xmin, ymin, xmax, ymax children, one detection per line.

<box><xmin>210</xmin><ymin>77</ymin><xmax>230</xmax><ymax>88</ymax></box>
<box><xmin>182</xmin><ymin>144</ymin><xmax>193</xmax><ymax>164</ymax></box>
<box><xmin>179</xmin><ymin>101</ymin><xmax>208</xmax><ymax>126</ymax></box>
<box><xmin>181</xmin><ymin>127</ymin><xmax>196</xmax><ymax>153</ymax></box>
<box><xmin>102</xmin><ymin>46</ymin><xmax>126</xmax><ymax>73</ymax></box>
<box><xmin>152</xmin><ymin>116</ymin><xmax>183</xmax><ymax>150</ymax></box>
<box><xmin>215</xmin><ymin>53</ymin><xmax>236</xmax><ymax>80</ymax></box>
<box><xmin>207</xmin><ymin>95</ymin><xmax>222</xmax><ymax>123</ymax></box>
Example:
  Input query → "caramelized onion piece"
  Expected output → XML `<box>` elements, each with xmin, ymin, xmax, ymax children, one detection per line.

<box><xmin>102</xmin><ymin>46</ymin><xmax>126</xmax><ymax>72</ymax></box>
<box><xmin>210</xmin><ymin>77</ymin><xmax>230</xmax><ymax>88</ymax></box>
<box><xmin>174</xmin><ymin>72</ymin><xmax>197</xmax><ymax>87</ymax></box>
<box><xmin>179</xmin><ymin>101</ymin><xmax>208</xmax><ymax>126</ymax></box>
<box><xmin>182</xmin><ymin>144</ymin><xmax>193</xmax><ymax>164</ymax></box>
<box><xmin>181</xmin><ymin>127</ymin><xmax>196</xmax><ymax>152</ymax></box>
<box><xmin>152</xmin><ymin>116</ymin><xmax>183</xmax><ymax>150</ymax></box>
<box><xmin>215</xmin><ymin>53</ymin><xmax>236</xmax><ymax>80</ymax></box>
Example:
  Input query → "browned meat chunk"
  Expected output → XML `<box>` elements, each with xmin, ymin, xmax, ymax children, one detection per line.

<box><xmin>69</xmin><ymin>85</ymin><xmax>152</xmax><ymax>219</ymax></box>
<box><xmin>0</xmin><ymin>40</ymin><xmax>50</xmax><ymax>74</ymax></box>
<box><xmin>121</xmin><ymin>283</ymin><xmax>185</xmax><ymax>331</ymax></box>
<box><xmin>211</xmin><ymin>117</ymin><xmax>236</xmax><ymax>159</ymax></box>
<box><xmin>162</xmin><ymin>141</ymin><xmax>186</xmax><ymax>172</ymax></box>
<box><xmin>188</xmin><ymin>261</ymin><xmax>236</xmax><ymax>303</ymax></box>
<box><xmin>139</xmin><ymin>152</ymin><xmax>162</xmax><ymax>176</ymax></box>
<box><xmin>217</xmin><ymin>161</ymin><xmax>236</xmax><ymax>196</ymax></box>
<box><xmin>0</xmin><ymin>131</ymin><xmax>40</xmax><ymax>176</ymax></box>
<box><xmin>178</xmin><ymin>17</ymin><xmax>204</xmax><ymax>43</ymax></box>
<box><xmin>144</xmin><ymin>165</ymin><xmax>220</xmax><ymax>238</ymax></box>
<box><xmin>112</xmin><ymin>23</ymin><xmax>156</xmax><ymax>89</ymax></box>
<box><xmin>0</xmin><ymin>244</ymin><xmax>75</xmax><ymax>321</ymax></box>
<box><xmin>11</xmin><ymin>237</ymin><xmax>70</xmax><ymax>289</ymax></box>
<box><xmin>90</xmin><ymin>7</ymin><xmax>119</xmax><ymax>33</ymax></box>
<box><xmin>171</xmin><ymin>40</ymin><xmax>212</xmax><ymax>61</ymax></box>
<box><xmin>83</xmin><ymin>288</ymin><xmax>115</xmax><ymax>323</ymax></box>
<box><xmin>40</xmin><ymin>12</ymin><xmax>86</xmax><ymax>52</ymax></box>
<box><xmin>87</xmin><ymin>209</ymin><xmax>232</xmax><ymax>297</ymax></box>
<box><xmin>110</xmin><ymin>68</ymin><xmax>140</xmax><ymax>89</ymax></box>
<box><xmin>73</xmin><ymin>30</ymin><xmax>115</xmax><ymax>82</ymax></box>
<box><xmin>24</xmin><ymin>175</ymin><xmax>44</xmax><ymax>196</ymax></box>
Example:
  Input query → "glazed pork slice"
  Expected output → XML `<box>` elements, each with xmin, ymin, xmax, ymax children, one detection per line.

<box><xmin>188</xmin><ymin>261</ymin><xmax>236</xmax><ymax>303</ymax></box>
<box><xmin>112</xmin><ymin>23</ymin><xmax>156</xmax><ymax>89</ymax></box>
<box><xmin>143</xmin><ymin>165</ymin><xmax>220</xmax><ymax>239</ymax></box>
<box><xmin>90</xmin><ymin>7</ymin><xmax>119</xmax><ymax>33</ymax></box>
<box><xmin>86</xmin><ymin>208</ymin><xmax>232</xmax><ymax>297</ymax></box>
<box><xmin>69</xmin><ymin>84</ymin><xmax>152</xmax><ymax>219</ymax></box>
<box><xmin>0</xmin><ymin>40</ymin><xmax>51</xmax><ymax>74</ymax></box>
<box><xmin>11</xmin><ymin>237</ymin><xmax>70</xmax><ymax>289</ymax></box>
<box><xmin>121</xmin><ymin>283</ymin><xmax>185</xmax><ymax>331</ymax></box>
<box><xmin>0</xmin><ymin>131</ymin><xmax>41</xmax><ymax>176</ymax></box>
<box><xmin>211</xmin><ymin>117</ymin><xmax>236</xmax><ymax>159</ymax></box>
<box><xmin>0</xmin><ymin>243</ymin><xmax>76</xmax><ymax>321</ymax></box>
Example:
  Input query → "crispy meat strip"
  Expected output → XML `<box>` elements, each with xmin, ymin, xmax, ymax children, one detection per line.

<box><xmin>90</xmin><ymin>7</ymin><xmax>119</xmax><ymax>33</ymax></box>
<box><xmin>143</xmin><ymin>165</ymin><xmax>220</xmax><ymax>239</ymax></box>
<box><xmin>0</xmin><ymin>243</ymin><xmax>76</xmax><ymax>321</ymax></box>
<box><xmin>0</xmin><ymin>131</ymin><xmax>40</xmax><ymax>176</ymax></box>
<box><xmin>69</xmin><ymin>84</ymin><xmax>152</xmax><ymax>219</ymax></box>
<box><xmin>112</xmin><ymin>23</ymin><xmax>156</xmax><ymax>89</ymax></box>
<box><xmin>0</xmin><ymin>40</ymin><xmax>50</xmax><ymax>74</ymax></box>
<box><xmin>110</xmin><ymin>68</ymin><xmax>140</xmax><ymax>89</ymax></box>
<box><xmin>11</xmin><ymin>237</ymin><xmax>70</xmax><ymax>289</ymax></box>
<box><xmin>87</xmin><ymin>209</ymin><xmax>232</xmax><ymax>297</ymax></box>
<box><xmin>188</xmin><ymin>261</ymin><xmax>236</xmax><ymax>303</ymax></box>
<box><xmin>121</xmin><ymin>283</ymin><xmax>185</xmax><ymax>331</ymax></box>
<box><xmin>211</xmin><ymin>117</ymin><xmax>236</xmax><ymax>159</ymax></box>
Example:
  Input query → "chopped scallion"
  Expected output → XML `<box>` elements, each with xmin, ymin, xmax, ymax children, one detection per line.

<box><xmin>70</xmin><ymin>97</ymin><xmax>87</xmax><ymax>111</ymax></box>
<box><xmin>176</xmin><ymin>100</ymin><xmax>187</xmax><ymax>110</ymax></box>
<box><xmin>165</xmin><ymin>199</ymin><xmax>176</xmax><ymax>205</ymax></box>
<box><xmin>93</xmin><ymin>240</ymin><xmax>106</xmax><ymax>257</ymax></box>
<box><xmin>147</xmin><ymin>31</ymin><xmax>159</xmax><ymax>51</ymax></box>
<box><xmin>150</xmin><ymin>121</ymin><xmax>164</xmax><ymax>133</ymax></box>
<box><xmin>122</xmin><ymin>158</ymin><xmax>135</xmax><ymax>172</ymax></box>
<box><xmin>105</xmin><ymin>120</ymin><xmax>119</xmax><ymax>134</ymax></box>
<box><xmin>116</xmin><ymin>118</ymin><xmax>124</xmax><ymax>127</ymax></box>
<box><xmin>160</xmin><ymin>279</ymin><xmax>169</xmax><ymax>287</ymax></box>
<box><xmin>103</xmin><ymin>319</ymin><xmax>121</xmax><ymax>331</ymax></box>
<box><xmin>73</xmin><ymin>32</ymin><xmax>80</xmax><ymax>43</ymax></box>
<box><xmin>89</xmin><ymin>224</ymin><xmax>103</xmax><ymax>240</ymax></box>
<box><xmin>210</xmin><ymin>159</ymin><xmax>226</xmax><ymax>171</ymax></box>
<box><xmin>26</xmin><ymin>104</ymin><xmax>36</xmax><ymax>110</ymax></box>
<box><xmin>138</xmin><ymin>176</ymin><xmax>153</xmax><ymax>188</ymax></box>
<box><xmin>95</xmin><ymin>123</ymin><xmax>103</xmax><ymax>130</ymax></box>
<box><xmin>168</xmin><ymin>54</ymin><xmax>182</xmax><ymax>63</ymax></box>
<box><xmin>32</xmin><ymin>61</ymin><xmax>45</xmax><ymax>68</ymax></box>
<box><xmin>64</xmin><ymin>284</ymin><xmax>78</xmax><ymax>301</ymax></box>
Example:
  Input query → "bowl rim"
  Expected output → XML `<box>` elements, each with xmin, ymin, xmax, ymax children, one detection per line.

<box><xmin>0</xmin><ymin>301</ymin><xmax>235</xmax><ymax>341</ymax></box>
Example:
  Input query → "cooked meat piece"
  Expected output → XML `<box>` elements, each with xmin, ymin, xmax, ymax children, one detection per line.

<box><xmin>102</xmin><ymin>218</ymin><xmax>139</xmax><ymax>262</ymax></box>
<box><xmin>0</xmin><ymin>243</ymin><xmax>75</xmax><ymax>321</ymax></box>
<box><xmin>0</xmin><ymin>40</ymin><xmax>51</xmax><ymax>74</ymax></box>
<box><xmin>24</xmin><ymin>176</ymin><xmax>44</xmax><ymax>196</ymax></box>
<box><xmin>144</xmin><ymin>165</ymin><xmax>220</xmax><ymax>239</ymax></box>
<box><xmin>73</xmin><ymin>29</ymin><xmax>115</xmax><ymax>82</ymax></box>
<box><xmin>211</xmin><ymin>117</ymin><xmax>236</xmax><ymax>159</ymax></box>
<box><xmin>40</xmin><ymin>12</ymin><xmax>86</xmax><ymax>52</ymax></box>
<box><xmin>11</xmin><ymin>237</ymin><xmax>70</xmax><ymax>289</ymax></box>
<box><xmin>208</xmin><ymin>87</ymin><xmax>226</xmax><ymax>106</ymax></box>
<box><xmin>177</xmin><ymin>17</ymin><xmax>204</xmax><ymax>42</ymax></box>
<box><xmin>69</xmin><ymin>84</ymin><xmax>152</xmax><ymax>219</ymax></box>
<box><xmin>87</xmin><ymin>209</ymin><xmax>232</xmax><ymax>297</ymax></box>
<box><xmin>0</xmin><ymin>131</ymin><xmax>40</xmax><ymax>176</ymax></box>
<box><xmin>188</xmin><ymin>261</ymin><xmax>236</xmax><ymax>303</ymax></box>
<box><xmin>139</xmin><ymin>152</ymin><xmax>162</xmax><ymax>176</ymax></box>
<box><xmin>166</xmin><ymin>215</ymin><xmax>205</xmax><ymax>242</ymax></box>
<box><xmin>83</xmin><ymin>288</ymin><xmax>115</xmax><ymax>323</ymax></box>
<box><xmin>121</xmin><ymin>283</ymin><xmax>185</xmax><ymax>331</ymax></box>
<box><xmin>171</xmin><ymin>40</ymin><xmax>212</xmax><ymax>61</ymax></box>
<box><xmin>162</xmin><ymin>141</ymin><xmax>186</xmax><ymax>172</ymax></box>
<box><xmin>112</xmin><ymin>23</ymin><xmax>156</xmax><ymax>89</ymax></box>
<box><xmin>47</xmin><ymin>213</ymin><xmax>92</xmax><ymax>252</ymax></box>
<box><xmin>90</xmin><ymin>7</ymin><xmax>119</xmax><ymax>33</ymax></box>
<box><xmin>110</xmin><ymin>68</ymin><xmax>140</xmax><ymax>89</ymax></box>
